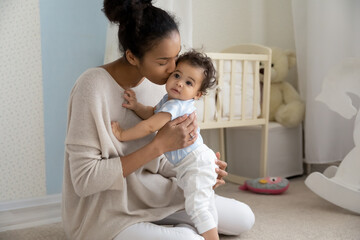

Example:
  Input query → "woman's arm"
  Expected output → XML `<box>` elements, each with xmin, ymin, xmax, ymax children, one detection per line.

<box><xmin>66</xmin><ymin>74</ymin><xmax>197</xmax><ymax>196</ymax></box>
<box><xmin>121</xmin><ymin>112</ymin><xmax>198</xmax><ymax>177</ymax></box>
<box><xmin>112</xmin><ymin>112</ymin><xmax>171</xmax><ymax>141</ymax></box>
<box><xmin>67</xmin><ymin>111</ymin><xmax>197</xmax><ymax>196</ymax></box>
<box><xmin>118</xmin><ymin>113</ymin><xmax>228</xmax><ymax>186</ymax></box>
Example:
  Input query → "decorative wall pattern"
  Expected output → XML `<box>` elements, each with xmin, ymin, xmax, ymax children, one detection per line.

<box><xmin>0</xmin><ymin>0</ymin><xmax>46</xmax><ymax>201</ymax></box>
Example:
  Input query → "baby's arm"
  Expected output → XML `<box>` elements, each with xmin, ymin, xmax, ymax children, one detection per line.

<box><xmin>123</xmin><ymin>89</ymin><xmax>154</xmax><ymax>120</ymax></box>
<box><xmin>112</xmin><ymin>112</ymin><xmax>171</xmax><ymax>141</ymax></box>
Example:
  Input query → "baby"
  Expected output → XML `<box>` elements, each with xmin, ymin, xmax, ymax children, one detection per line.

<box><xmin>112</xmin><ymin>50</ymin><xmax>219</xmax><ymax>240</ymax></box>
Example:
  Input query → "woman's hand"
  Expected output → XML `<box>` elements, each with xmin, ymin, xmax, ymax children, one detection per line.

<box><xmin>154</xmin><ymin>112</ymin><xmax>198</xmax><ymax>153</ymax></box>
<box><xmin>213</xmin><ymin>152</ymin><xmax>227</xmax><ymax>189</ymax></box>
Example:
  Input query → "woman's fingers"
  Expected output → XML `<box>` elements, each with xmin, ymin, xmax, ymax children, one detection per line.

<box><xmin>213</xmin><ymin>152</ymin><xmax>227</xmax><ymax>189</ymax></box>
<box><xmin>216</xmin><ymin>158</ymin><xmax>227</xmax><ymax>171</ymax></box>
<box><xmin>213</xmin><ymin>179</ymin><xmax>226</xmax><ymax>189</ymax></box>
<box><xmin>166</xmin><ymin>113</ymin><xmax>187</xmax><ymax>128</ymax></box>
<box><xmin>183</xmin><ymin>112</ymin><xmax>198</xmax><ymax>142</ymax></box>
<box><xmin>215</xmin><ymin>152</ymin><xmax>227</xmax><ymax>169</ymax></box>
<box><xmin>184</xmin><ymin>112</ymin><xmax>196</xmax><ymax>126</ymax></box>
<box><xmin>216</xmin><ymin>152</ymin><xmax>221</xmax><ymax>161</ymax></box>
<box><xmin>215</xmin><ymin>166</ymin><xmax>228</xmax><ymax>179</ymax></box>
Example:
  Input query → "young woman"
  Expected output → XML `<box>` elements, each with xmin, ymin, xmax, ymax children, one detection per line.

<box><xmin>61</xmin><ymin>1</ymin><xmax>255</xmax><ymax>239</ymax></box>
<box><xmin>112</xmin><ymin>50</ymin><xmax>220</xmax><ymax>240</ymax></box>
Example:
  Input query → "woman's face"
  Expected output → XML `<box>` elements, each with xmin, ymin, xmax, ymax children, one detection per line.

<box><xmin>138</xmin><ymin>31</ymin><xmax>181</xmax><ymax>85</ymax></box>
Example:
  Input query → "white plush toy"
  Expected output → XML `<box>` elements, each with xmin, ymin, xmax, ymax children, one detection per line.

<box><xmin>262</xmin><ymin>47</ymin><xmax>305</xmax><ymax>127</ymax></box>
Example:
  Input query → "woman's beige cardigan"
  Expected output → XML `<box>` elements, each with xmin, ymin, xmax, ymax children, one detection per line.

<box><xmin>62</xmin><ymin>68</ymin><xmax>185</xmax><ymax>240</ymax></box>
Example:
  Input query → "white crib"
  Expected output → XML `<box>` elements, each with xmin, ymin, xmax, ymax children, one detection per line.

<box><xmin>198</xmin><ymin>44</ymin><xmax>272</xmax><ymax>184</ymax></box>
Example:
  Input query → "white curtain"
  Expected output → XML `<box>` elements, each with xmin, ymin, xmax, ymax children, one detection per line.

<box><xmin>292</xmin><ymin>0</ymin><xmax>360</xmax><ymax>164</ymax></box>
<box><xmin>104</xmin><ymin>0</ymin><xmax>192</xmax><ymax>64</ymax></box>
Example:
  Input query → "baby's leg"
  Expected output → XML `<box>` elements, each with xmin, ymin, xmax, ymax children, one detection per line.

<box><xmin>174</xmin><ymin>145</ymin><xmax>218</xmax><ymax>238</ymax></box>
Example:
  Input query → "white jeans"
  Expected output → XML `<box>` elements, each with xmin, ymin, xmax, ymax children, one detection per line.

<box><xmin>114</xmin><ymin>195</ymin><xmax>255</xmax><ymax>240</ymax></box>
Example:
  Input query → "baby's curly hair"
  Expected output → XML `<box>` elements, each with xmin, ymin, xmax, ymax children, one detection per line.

<box><xmin>176</xmin><ymin>50</ymin><xmax>216</xmax><ymax>95</ymax></box>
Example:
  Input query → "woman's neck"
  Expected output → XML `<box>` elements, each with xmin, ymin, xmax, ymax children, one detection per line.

<box><xmin>101</xmin><ymin>57</ymin><xmax>144</xmax><ymax>89</ymax></box>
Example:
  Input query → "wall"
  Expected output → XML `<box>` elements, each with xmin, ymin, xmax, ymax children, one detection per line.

<box><xmin>192</xmin><ymin>0</ymin><xmax>297</xmax><ymax>153</ymax></box>
<box><xmin>0</xmin><ymin>0</ymin><xmax>46</xmax><ymax>201</ymax></box>
<box><xmin>40</xmin><ymin>0</ymin><xmax>107</xmax><ymax>195</ymax></box>
<box><xmin>0</xmin><ymin>0</ymin><xmax>107</xmax><ymax>201</ymax></box>
<box><xmin>192</xmin><ymin>0</ymin><xmax>295</xmax><ymax>51</ymax></box>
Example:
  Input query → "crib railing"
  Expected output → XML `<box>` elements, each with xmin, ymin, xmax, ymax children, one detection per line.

<box><xmin>199</xmin><ymin>45</ymin><xmax>271</xmax><ymax>183</ymax></box>
<box><xmin>199</xmin><ymin>52</ymin><xmax>270</xmax><ymax>128</ymax></box>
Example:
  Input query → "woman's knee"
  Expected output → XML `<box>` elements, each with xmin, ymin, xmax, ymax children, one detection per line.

<box><xmin>114</xmin><ymin>222</ymin><xmax>204</xmax><ymax>240</ymax></box>
<box><xmin>233</xmin><ymin>201</ymin><xmax>255</xmax><ymax>233</ymax></box>
<box><xmin>215</xmin><ymin>195</ymin><xmax>255</xmax><ymax>235</ymax></box>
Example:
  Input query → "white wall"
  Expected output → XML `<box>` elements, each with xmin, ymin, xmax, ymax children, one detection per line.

<box><xmin>192</xmin><ymin>0</ymin><xmax>297</xmax><ymax>152</ymax></box>
<box><xmin>193</xmin><ymin>0</ymin><xmax>297</xmax><ymax>86</ymax></box>
<box><xmin>192</xmin><ymin>0</ymin><xmax>295</xmax><ymax>51</ymax></box>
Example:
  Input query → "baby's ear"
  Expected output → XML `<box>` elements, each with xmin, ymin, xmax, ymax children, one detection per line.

<box><xmin>194</xmin><ymin>91</ymin><xmax>202</xmax><ymax>100</ymax></box>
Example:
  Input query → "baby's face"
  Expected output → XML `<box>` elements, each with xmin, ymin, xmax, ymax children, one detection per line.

<box><xmin>166</xmin><ymin>62</ymin><xmax>203</xmax><ymax>101</ymax></box>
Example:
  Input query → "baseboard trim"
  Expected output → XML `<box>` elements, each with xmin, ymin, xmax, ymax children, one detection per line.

<box><xmin>0</xmin><ymin>217</ymin><xmax>62</xmax><ymax>232</ymax></box>
<box><xmin>0</xmin><ymin>194</ymin><xmax>62</xmax><ymax>232</ymax></box>
<box><xmin>0</xmin><ymin>194</ymin><xmax>61</xmax><ymax>211</ymax></box>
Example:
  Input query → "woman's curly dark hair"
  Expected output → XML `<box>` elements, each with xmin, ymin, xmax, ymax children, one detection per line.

<box><xmin>176</xmin><ymin>50</ymin><xmax>217</xmax><ymax>95</ymax></box>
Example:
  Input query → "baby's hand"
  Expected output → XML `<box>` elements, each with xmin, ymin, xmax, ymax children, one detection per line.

<box><xmin>123</xmin><ymin>89</ymin><xmax>137</xmax><ymax>110</ymax></box>
<box><xmin>111</xmin><ymin>121</ymin><xmax>124</xmax><ymax>141</ymax></box>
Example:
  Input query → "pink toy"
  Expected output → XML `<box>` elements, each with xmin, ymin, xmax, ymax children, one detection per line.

<box><xmin>239</xmin><ymin>177</ymin><xmax>289</xmax><ymax>194</ymax></box>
